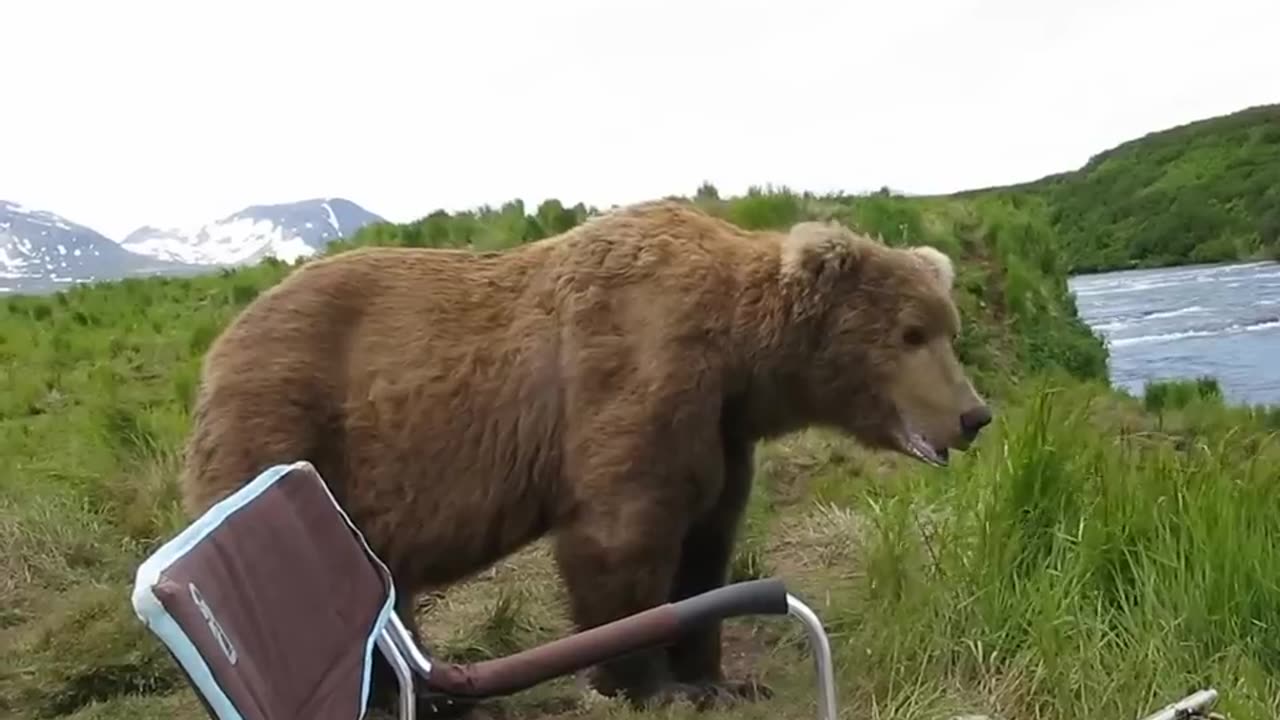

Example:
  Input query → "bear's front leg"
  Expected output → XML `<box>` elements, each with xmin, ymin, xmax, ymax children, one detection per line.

<box><xmin>555</xmin><ymin>498</ymin><xmax>768</xmax><ymax>710</ymax></box>
<box><xmin>665</xmin><ymin>432</ymin><xmax>772</xmax><ymax>704</ymax></box>
<box><xmin>551</xmin><ymin>495</ymin><xmax>688</xmax><ymax>707</ymax></box>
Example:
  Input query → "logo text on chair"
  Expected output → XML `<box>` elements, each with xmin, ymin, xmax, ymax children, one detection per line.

<box><xmin>189</xmin><ymin>582</ymin><xmax>238</xmax><ymax>665</ymax></box>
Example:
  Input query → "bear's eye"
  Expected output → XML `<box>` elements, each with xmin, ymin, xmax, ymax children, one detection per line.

<box><xmin>903</xmin><ymin>327</ymin><xmax>926</xmax><ymax>347</ymax></box>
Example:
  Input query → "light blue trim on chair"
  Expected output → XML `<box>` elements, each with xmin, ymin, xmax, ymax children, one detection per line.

<box><xmin>131</xmin><ymin>460</ymin><xmax>399</xmax><ymax>719</ymax></box>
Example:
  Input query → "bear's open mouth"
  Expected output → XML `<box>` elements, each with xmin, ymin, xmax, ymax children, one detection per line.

<box><xmin>897</xmin><ymin>429</ymin><xmax>949</xmax><ymax>467</ymax></box>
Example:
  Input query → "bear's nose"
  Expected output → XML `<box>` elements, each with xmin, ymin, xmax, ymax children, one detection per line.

<box><xmin>960</xmin><ymin>406</ymin><xmax>993</xmax><ymax>440</ymax></box>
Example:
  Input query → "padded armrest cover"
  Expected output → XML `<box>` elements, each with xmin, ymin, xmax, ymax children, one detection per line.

<box><xmin>131</xmin><ymin>460</ymin><xmax>397</xmax><ymax>720</ymax></box>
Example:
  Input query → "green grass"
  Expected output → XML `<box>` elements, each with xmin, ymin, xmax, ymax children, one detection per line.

<box><xmin>2</xmin><ymin>186</ymin><xmax>1276</xmax><ymax>719</ymax></box>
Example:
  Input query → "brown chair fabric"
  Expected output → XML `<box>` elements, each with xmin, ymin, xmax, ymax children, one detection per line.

<box><xmin>132</xmin><ymin>461</ymin><xmax>396</xmax><ymax>720</ymax></box>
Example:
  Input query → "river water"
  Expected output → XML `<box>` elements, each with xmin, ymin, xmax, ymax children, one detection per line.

<box><xmin>1068</xmin><ymin>260</ymin><xmax>1280</xmax><ymax>406</ymax></box>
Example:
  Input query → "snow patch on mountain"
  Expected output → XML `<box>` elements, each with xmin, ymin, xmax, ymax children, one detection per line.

<box><xmin>120</xmin><ymin>198</ymin><xmax>384</xmax><ymax>266</ymax></box>
<box><xmin>1</xmin><ymin>199</ymin><xmax>184</xmax><ymax>285</ymax></box>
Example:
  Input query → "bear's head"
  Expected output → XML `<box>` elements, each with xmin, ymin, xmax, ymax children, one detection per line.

<box><xmin>777</xmin><ymin>220</ymin><xmax>992</xmax><ymax>467</ymax></box>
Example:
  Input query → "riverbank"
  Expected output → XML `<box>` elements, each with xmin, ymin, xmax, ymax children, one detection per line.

<box><xmin>3</xmin><ymin>190</ymin><xmax>1279</xmax><ymax>719</ymax></box>
<box><xmin>939</xmin><ymin>104</ymin><xmax>1280</xmax><ymax>275</ymax></box>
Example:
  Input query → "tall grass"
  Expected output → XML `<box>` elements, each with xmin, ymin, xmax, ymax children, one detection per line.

<box><xmin>825</xmin><ymin>375</ymin><xmax>1280</xmax><ymax>719</ymax></box>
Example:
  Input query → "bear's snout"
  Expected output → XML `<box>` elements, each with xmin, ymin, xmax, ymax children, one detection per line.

<box><xmin>959</xmin><ymin>405</ymin><xmax>993</xmax><ymax>441</ymax></box>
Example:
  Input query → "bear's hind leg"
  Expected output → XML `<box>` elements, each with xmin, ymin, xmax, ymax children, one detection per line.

<box><xmin>665</xmin><ymin>434</ymin><xmax>772</xmax><ymax>703</ymax></box>
<box><xmin>552</xmin><ymin>496</ymin><xmax>702</xmax><ymax>709</ymax></box>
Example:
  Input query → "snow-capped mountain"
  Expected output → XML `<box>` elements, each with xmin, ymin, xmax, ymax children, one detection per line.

<box><xmin>0</xmin><ymin>196</ymin><xmax>386</xmax><ymax>296</ymax></box>
<box><xmin>1</xmin><ymin>200</ymin><xmax>196</xmax><ymax>292</ymax></box>
<box><xmin>120</xmin><ymin>198</ymin><xmax>384</xmax><ymax>266</ymax></box>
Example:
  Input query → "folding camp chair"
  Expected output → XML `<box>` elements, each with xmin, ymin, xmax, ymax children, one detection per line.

<box><xmin>132</xmin><ymin>460</ymin><xmax>839</xmax><ymax>720</ymax></box>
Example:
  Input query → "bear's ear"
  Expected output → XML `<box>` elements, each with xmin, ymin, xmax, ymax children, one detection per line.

<box><xmin>780</xmin><ymin>221</ymin><xmax>866</xmax><ymax>282</ymax></box>
<box><xmin>908</xmin><ymin>245</ymin><xmax>955</xmax><ymax>291</ymax></box>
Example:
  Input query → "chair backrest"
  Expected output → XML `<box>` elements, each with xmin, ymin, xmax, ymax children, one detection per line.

<box><xmin>132</xmin><ymin>460</ymin><xmax>398</xmax><ymax>720</ymax></box>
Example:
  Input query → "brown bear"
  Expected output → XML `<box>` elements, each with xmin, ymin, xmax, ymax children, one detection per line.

<box><xmin>179</xmin><ymin>198</ymin><xmax>992</xmax><ymax>713</ymax></box>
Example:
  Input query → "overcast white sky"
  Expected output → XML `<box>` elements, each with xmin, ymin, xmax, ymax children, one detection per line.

<box><xmin>5</xmin><ymin>0</ymin><xmax>1279</xmax><ymax>240</ymax></box>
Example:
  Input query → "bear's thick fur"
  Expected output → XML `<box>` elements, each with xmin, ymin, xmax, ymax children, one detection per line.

<box><xmin>180</xmin><ymin>199</ymin><xmax>992</xmax><ymax>712</ymax></box>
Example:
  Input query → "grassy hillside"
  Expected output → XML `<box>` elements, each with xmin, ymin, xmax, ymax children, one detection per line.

<box><xmin>3</xmin><ymin>187</ymin><xmax>1280</xmax><ymax>720</ymax></box>
<box><xmin>962</xmin><ymin>103</ymin><xmax>1280</xmax><ymax>273</ymax></box>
